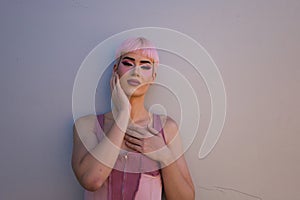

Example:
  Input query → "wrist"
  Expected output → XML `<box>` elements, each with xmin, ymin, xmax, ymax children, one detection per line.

<box><xmin>118</xmin><ymin>110</ymin><xmax>130</xmax><ymax>118</ymax></box>
<box><xmin>115</xmin><ymin>112</ymin><xmax>130</xmax><ymax>132</ymax></box>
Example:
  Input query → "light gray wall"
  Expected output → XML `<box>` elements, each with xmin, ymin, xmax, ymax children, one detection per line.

<box><xmin>1</xmin><ymin>1</ymin><xmax>299</xmax><ymax>199</ymax></box>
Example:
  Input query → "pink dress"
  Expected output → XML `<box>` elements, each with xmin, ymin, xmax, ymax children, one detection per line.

<box><xmin>84</xmin><ymin>113</ymin><xmax>166</xmax><ymax>200</ymax></box>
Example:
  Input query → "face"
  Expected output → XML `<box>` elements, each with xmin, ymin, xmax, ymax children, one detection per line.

<box><xmin>114</xmin><ymin>51</ymin><xmax>156</xmax><ymax>97</ymax></box>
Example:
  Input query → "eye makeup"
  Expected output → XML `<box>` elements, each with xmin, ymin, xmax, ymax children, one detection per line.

<box><xmin>121</xmin><ymin>61</ymin><xmax>134</xmax><ymax>67</ymax></box>
<box><xmin>140</xmin><ymin>65</ymin><xmax>152</xmax><ymax>70</ymax></box>
<box><xmin>121</xmin><ymin>60</ymin><xmax>152</xmax><ymax>70</ymax></box>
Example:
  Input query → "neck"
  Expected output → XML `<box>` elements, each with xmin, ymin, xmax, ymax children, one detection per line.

<box><xmin>128</xmin><ymin>94</ymin><xmax>150</xmax><ymax>123</ymax></box>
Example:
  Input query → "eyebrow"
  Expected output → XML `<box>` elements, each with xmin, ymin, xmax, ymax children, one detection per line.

<box><xmin>122</xmin><ymin>56</ymin><xmax>152</xmax><ymax>65</ymax></box>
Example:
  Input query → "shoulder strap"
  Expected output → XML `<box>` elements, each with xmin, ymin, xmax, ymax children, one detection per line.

<box><xmin>98</xmin><ymin>113</ymin><xmax>104</xmax><ymax>127</ymax></box>
<box><xmin>95</xmin><ymin>114</ymin><xmax>104</xmax><ymax>141</ymax></box>
<box><xmin>153</xmin><ymin>114</ymin><xmax>167</xmax><ymax>144</ymax></box>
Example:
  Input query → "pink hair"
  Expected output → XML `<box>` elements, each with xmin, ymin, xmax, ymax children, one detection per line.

<box><xmin>115</xmin><ymin>37</ymin><xmax>159</xmax><ymax>68</ymax></box>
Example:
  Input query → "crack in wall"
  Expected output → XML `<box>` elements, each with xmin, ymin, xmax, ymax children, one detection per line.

<box><xmin>199</xmin><ymin>185</ymin><xmax>262</xmax><ymax>200</ymax></box>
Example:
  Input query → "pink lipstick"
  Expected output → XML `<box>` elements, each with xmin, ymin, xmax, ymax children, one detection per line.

<box><xmin>127</xmin><ymin>79</ymin><xmax>141</xmax><ymax>86</ymax></box>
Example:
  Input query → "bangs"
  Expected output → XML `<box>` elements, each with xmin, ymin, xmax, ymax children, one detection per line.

<box><xmin>115</xmin><ymin>37</ymin><xmax>159</xmax><ymax>65</ymax></box>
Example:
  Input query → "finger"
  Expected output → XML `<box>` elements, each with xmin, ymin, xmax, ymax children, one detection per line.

<box><xmin>110</xmin><ymin>74</ymin><xmax>113</xmax><ymax>91</ymax></box>
<box><xmin>111</xmin><ymin>72</ymin><xmax>119</xmax><ymax>93</ymax></box>
<box><xmin>126</xmin><ymin>128</ymin><xmax>145</xmax><ymax>138</ymax></box>
<box><xmin>127</xmin><ymin>125</ymin><xmax>149</xmax><ymax>135</ymax></box>
<box><xmin>115</xmin><ymin>73</ymin><xmax>122</xmax><ymax>92</ymax></box>
<box><xmin>147</xmin><ymin>124</ymin><xmax>160</xmax><ymax>135</ymax></box>
<box><xmin>113</xmin><ymin>74</ymin><xmax>119</xmax><ymax>95</ymax></box>
<box><xmin>125</xmin><ymin>140</ymin><xmax>143</xmax><ymax>153</ymax></box>
<box><xmin>124</xmin><ymin>134</ymin><xmax>143</xmax><ymax>146</ymax></box>
<box><xmin>127</xmin><ymin>127</ymin><xmax>154</xmax><ymax>139</ymax></box>
<box><xmin>110</xmin><ymin>73</ymin><xmax>115</xmax><ymax>92</ymax></box>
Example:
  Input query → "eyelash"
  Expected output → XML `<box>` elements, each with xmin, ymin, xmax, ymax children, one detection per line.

<box><xmin>121</xmin><ymin>61</ymin><xmax>151</xmax><ymax>70</ymax></box>
<box><xmin>122</xmin><ymin>61</ymin><xmax>133</xmax><ymax>66</ymax></box>
<box><xmin>141</xmin><ymin>66</ymin><xmax>151</xmax><ymax>70</ymax></box>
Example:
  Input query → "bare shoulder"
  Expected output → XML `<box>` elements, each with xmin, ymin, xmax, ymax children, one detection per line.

<box><xmin>73</xmin><ymin>114</ymin><xmax>98</xmax><ymax>135</ymax></box>
<box><xmin>72</xmin><ymin>114</ymin><xmax>100</xmax><ymax>169</ymax></box>
<box><xmin>158</xmin><ymin>115</ymin><xmax>180</xmax><ymax>145</ymax></box>
<box><xmin>72</xmin><ymin>114</ymin><xmax>101</xmax><ymax>152</ymax></box>
<box><xmin>75</xmin><ymin>114</ymin><xmax>97</xmax><ymax>123</ymax></box>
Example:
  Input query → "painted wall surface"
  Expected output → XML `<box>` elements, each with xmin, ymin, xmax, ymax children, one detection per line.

<box><xmin>1</xmin><ymin>1</ymin><xmax>299</xmax><ymax>199</ymax></box>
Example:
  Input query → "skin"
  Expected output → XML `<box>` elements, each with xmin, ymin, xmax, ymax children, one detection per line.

<box><xmin>71</xmin><ymin>50</ymin><xmax>195</xmax><ymax>199</ymax></box>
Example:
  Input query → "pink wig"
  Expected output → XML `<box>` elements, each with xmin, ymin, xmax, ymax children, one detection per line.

<box><xmin>115</xmin><ymin>37</ymin><xmax>159</xmax><ymax>68</ymax></box>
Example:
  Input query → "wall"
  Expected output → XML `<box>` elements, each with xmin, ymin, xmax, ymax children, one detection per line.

<box><xmin>0</xmin><ymin>0</ymin><xmax>299</xmax><ymax>199</ymax></box>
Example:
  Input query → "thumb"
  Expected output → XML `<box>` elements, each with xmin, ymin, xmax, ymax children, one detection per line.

<box><xmin>147</xmin><ymin>124</ymin><xmax>159</xmax><ymax>135</ymax></box>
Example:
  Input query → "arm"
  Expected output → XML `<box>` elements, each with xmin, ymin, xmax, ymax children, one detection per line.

<box><xmin>71</xmin><ymin>112</ymin><xmax>129</xmax><ymax>191</ymax></box>
<box><xmin>72</xmin><ymin>72</ymin><xmax>131</xmax><ymax>191</ymax></box>
<box><xmin>160</xmin><ymin>116</ymin><xmax>195</xmax><ymax>200</ymax></box>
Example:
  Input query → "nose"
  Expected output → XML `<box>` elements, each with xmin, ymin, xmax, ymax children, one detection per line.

<box><xmin>132</xmin><ymin>65</ymin><xmax>141</xmax><ymax>76</ymax></box>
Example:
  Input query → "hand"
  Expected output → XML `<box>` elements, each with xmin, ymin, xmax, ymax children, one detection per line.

<box><xmin>110</xmin><ymin>72</ymin><xmax>131</xmax><ymax>130</ymax></box>
<box><xmin>124</xmin><ymin>124</ymin><xmax>172</xmax><ymax>163</ymax></box>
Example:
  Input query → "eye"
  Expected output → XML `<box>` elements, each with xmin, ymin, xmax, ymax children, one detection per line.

<box><xmin>141</xmin><ymin>65</ymin><xmax>151</xmax><ymax>70</ymax></box>
<box><xmin>122</xmin><ymin>61</ymin><xmax>133</xmax><ymax>67</ymax></box>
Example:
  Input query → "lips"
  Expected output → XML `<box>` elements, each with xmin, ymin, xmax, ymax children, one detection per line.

<box><xmin>127</xmin><ymin>79</ymin><xmax>141</xmax><ymax>86</ymax></box>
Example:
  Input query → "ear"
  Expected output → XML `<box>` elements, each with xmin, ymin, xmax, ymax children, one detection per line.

<box><xmin>113</xmin><ymin>64</ymin><xmax>118</xmax><ymax>72</ymax></box>
<box><xmin>152</xmin><ymin>66</ymin><xmax>157</xmax><ymax>80</ymax></box>
<box><xmin>152</xmin><ymin>72</ymin><xmax>157</xmax><ymax>80</ymax></box>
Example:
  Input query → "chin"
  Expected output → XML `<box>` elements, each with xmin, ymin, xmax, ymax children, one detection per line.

<box><xmin>126</xmin><ymin>89</ymin><xmax>145</xmax><ymax>98</ymax></box>
<box><xmin>125</xmin><ymin>86</ymin><xmax>149</xmax><ymax>98</ymax></box>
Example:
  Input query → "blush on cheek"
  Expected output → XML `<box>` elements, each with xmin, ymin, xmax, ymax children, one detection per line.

<box><xmin>117</xmin><ymin>66</ymin><xmax>153</xmax><ymax>78</ymax></box>
<box><xmin>117</xmin><ymin>67</ymin><xmax>131</xmax><ymax>77</ymax></box>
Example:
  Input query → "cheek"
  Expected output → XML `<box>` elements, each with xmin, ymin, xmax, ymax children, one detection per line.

<box><xmin>118</xmin><ymin>67</ymin><xmax>153</xmax><ymax>79</ymax></box>
<box><xmin>117</xmin><ymin>66</ymin><xmax>131</xmax><ymax>77</ymax></box>
<box><xmin>140</xmin><ymin>70</ymin><xmax>153</xmax><ymax>78</ymax></box>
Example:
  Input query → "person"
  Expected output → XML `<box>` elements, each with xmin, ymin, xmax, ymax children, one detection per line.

<box><xmin>71</xmin><ymin>37</ymin><xmax>195</xmax><ymax>200</ymax></box>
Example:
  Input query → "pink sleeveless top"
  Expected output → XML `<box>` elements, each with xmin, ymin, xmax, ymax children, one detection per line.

<box><xmin>84</xmin><ymin>113</ymin><xmax>166</xmax><ymax>200</ymax></box>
